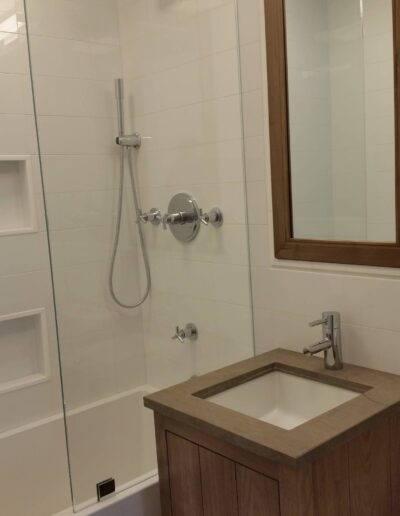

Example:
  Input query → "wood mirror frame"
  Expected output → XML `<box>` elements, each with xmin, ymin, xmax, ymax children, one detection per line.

<box><xmin>264</xmin><ymin>0</ymin><xmax>400</xmax><ymax>267</ymax></box>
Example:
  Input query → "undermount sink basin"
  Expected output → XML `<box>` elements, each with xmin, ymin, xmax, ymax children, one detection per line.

<box><xmin>206</xmin><ymin>371</ymin><xmax>360</xmax><ymax>430</ymax></box>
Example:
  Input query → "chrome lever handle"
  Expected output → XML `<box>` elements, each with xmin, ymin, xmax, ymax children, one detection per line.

<box><xmin>140</xmin><ymin>208</ymin><xmax>161</xmax><ymax>226</ymax></box>
<box><xmin>196</xmin><ymin>207</ymin><xmax>223</xmax><ymax>227</ymax></box>
<box><xmin>171</xmin><ymin>323</ymin><xmax>198</xmax><ymax>343</ymax></box>
<box><xmin>162</xmin><ymin>213</ymin><xmax>169</xmax><ymax>230</ymax></box>
<box><xmin>139</xmin><ymin>210</ymin><xmax>149</xmax><ymax>224</ymax></box>
<box><xmin>198</xmin><ymin>208</ymin><xmax>209</xmax><ymax>226</ymax></box>
<box><xmin>309</xmin><ymin>317</ymin><xmax>328</xmax><ymax>328</ymax></box>
<box><xmin>171</xmin><ymin>326</ymin><xmax>185</xmax><ymax>343</ymax></box>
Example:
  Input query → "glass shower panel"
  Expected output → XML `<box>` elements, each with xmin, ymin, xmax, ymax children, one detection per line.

<box><xmin>25</xmin><ymin>0</ymin><xmax>254</xmax><ymax>511</ymax></box>
<box><xmin>0</xmin><ymin>2</ymin><xmax>69</xmax><ymax>514</ymax></box>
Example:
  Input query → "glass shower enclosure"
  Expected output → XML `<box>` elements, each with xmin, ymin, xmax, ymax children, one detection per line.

<box><xmin>24</xmin><ymin>0</ymin><xmax>254</xmax><ymax>511</ymax></box>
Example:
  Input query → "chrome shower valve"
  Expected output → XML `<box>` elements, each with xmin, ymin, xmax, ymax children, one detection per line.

<box><xmin>171</xmin><ymin>323</ymin><xmax>198</xmax><ymax>343</ymax></box>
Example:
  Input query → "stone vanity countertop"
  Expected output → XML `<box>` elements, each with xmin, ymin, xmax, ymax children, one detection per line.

<box><xmin>144</xmin><ymin>348</ymin><xmax>400</xmax><ymax>467</ymax></box>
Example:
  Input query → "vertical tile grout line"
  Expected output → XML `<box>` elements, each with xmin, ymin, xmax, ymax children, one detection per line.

<box><xmin>22</xmin><ymin>0</ymin><xmax>76</xmax><ymax>511</ymax></box>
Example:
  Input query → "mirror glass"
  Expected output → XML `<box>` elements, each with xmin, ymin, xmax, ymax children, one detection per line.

<box><xmin>285</xmin><ymin>0</ymin><xmax>395</xmax><ymax>242</ymax></box>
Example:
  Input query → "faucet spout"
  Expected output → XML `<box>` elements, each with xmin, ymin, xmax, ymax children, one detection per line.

<box><xmin>303</xmin><ymin>338</ymin><xmax>331</xmax><ymax>356</ymax></box>
<box><xmin>303</xmin><ymin>312</ymin><xmax>343</xmax><ymax>370</ymax></box>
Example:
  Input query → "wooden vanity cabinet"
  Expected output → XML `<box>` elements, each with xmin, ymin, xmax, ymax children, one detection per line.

<box><xmin>154</xmin><ymin>411</ymin><xmax>400</xmax><ymax>516</ymax></box>
<box><xmin>166</xmin><ymin>432</ymin><xmax>279</xmax><ymax>516</ymax></box>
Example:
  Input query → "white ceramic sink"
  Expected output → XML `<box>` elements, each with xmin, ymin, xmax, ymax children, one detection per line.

<box><xmin>206</xmin><ymin>371</ymin><xmax>360</xmax><ymax>430</ymax></box>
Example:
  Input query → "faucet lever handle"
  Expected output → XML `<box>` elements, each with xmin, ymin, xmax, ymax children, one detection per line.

<box><xmin>172</xmin><ymin>326</ymin><xmax>185</xmax><ymax>343</ymax></box>
<box><xmin>162</xmin><ymin>213</ymin><xmax>169</xmax><ymax>230</ymax></box>
<box><xmin>171</xmin><ymin>323</ymin><xmax>198</xmax><ymax>343</ymax></box>
<box><xmin>198</xmin><ymin>208</ymin><xmax>209</xmax><ymax>226</ymax></box>
<box><xmin>309</xmin><ymin>317</ymin><xmax>328</xmax><ymax>328</ymax></box>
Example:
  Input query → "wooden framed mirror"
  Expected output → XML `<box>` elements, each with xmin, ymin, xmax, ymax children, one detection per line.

<box><xmin>265</xmin><ymin>0</ymin><xmax>400</xmax><ymax>267</ymax></box>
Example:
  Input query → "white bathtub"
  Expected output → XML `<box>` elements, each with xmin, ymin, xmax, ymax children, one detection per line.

<box><xmin>57</xmin><ymin>474</ymin><xmax>161</xmax><ymax>516</ymax></box>
<box><xmin>64</xmin><ymin>385</ymin><xmax>160</xmax><ymax>515</ymax></box>
<box><xmin>77</xmin><ymin>475</ymin><xmax>161</xmax><ymax>516</ymax></box>
<box><xmin>1</xmin><ymin>386</ymin><xmax>161</xmax><ymax>516</ymax></box>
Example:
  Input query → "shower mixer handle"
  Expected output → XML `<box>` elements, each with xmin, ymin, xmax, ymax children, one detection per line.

<box><xmin>162</xmin><ymin>211</ymin><xmax>197</xmax><ymax>229</ymax></box>
<box><xmin>197</xmin><ymin>207</ymin><xmax>223</xmax><ymax>227</ymax></box>
<box><xmin>171</xmin><ymin>323</ymin><xmax>198</xmax><ymax>343</ymax></box>
<box><xmin>140</xmin><ymin>208</ymin><xmax>162</xmax><ymax>226</ymax></box>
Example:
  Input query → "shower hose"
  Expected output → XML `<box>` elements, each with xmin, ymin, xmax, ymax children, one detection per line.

<box><xmin>109</xmin><ymin>145</ymin><xmax>151</xmax><ymax>309</ymax></box>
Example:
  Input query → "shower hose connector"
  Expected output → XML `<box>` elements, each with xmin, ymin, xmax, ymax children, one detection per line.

<box><xmin>116</xmin><ymin>132</ymin><xmax>142</xmax><ymax>148</ymax></box>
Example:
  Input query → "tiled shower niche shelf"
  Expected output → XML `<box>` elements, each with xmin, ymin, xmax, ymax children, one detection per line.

<box><xmin>0</xmin><ymin>156</ymin><xmax>37</xmax><ymax>236</ymax></box>
<box><xmin>0</xmin><ymin>309</ymin><xmax>50</xmax><ymax>395</ymax></box>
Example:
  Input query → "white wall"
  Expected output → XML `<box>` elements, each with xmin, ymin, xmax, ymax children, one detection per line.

<box><xmin>245</xmin><ymin>0</ymin><xmax>400</xmax><ymax>377</ymax></box>
<box><xmin>117</xmin><ymin>0</ymin><xmax>254</xmax><ymax>389</ymax></box>
<box><xmin>0</xmin><ymin>1</ymin><xmax>70</xmax><ymax>514</ymax></box>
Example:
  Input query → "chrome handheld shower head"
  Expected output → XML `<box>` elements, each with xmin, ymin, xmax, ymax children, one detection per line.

<box><xmin>114</xmin><ymin>78</ymin><xmax>125</xmax><ymax>136</ymax></box>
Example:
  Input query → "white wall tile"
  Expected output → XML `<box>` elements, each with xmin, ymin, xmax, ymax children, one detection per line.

<box><xmin>37</xmin><ymin>116</ymin><xmax>115</xmax><ymax>156</ymax></box>
<box><xmin>0</xmin><ymin>73</ymin><xmax>33</xmax><ymax>114</ymax></box>
<box><xmin>118</xmin><ymin>0</ymin><xmax>254</xmax><ymax>396</ymax></box>
<box><xmin>0</xmin><ymin>32</ymin><xmax>28</xmax><ymax>73</ymax></box>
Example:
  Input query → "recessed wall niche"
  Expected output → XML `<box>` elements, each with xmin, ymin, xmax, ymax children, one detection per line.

<box><xmin>0</xmin><ymin>309</ymin><xmax>50</xmax><ymax>395</ymax></box>
<box><xmin>0</xmin><ymin>156</ymin><xmax>37</xmax><ymax>236</ymax></box>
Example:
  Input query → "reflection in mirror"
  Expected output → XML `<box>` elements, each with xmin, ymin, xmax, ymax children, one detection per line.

<box><xmin>285</xmin><ymin>0</ymin><xmax>395</xmax><ymax>242</ymax></box>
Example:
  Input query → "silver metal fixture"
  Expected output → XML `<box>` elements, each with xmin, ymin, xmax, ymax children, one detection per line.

<box><xmin>116</xmin><ymin>132</ymin><xmax>142</xmax><ymax>148</ymax></box>
<box><xmin>114</xmin><ymin>79</ymin><xmax>141</xmax><ymax>147</ymax></box>
<box><xmin>163</xmin><ymin>193</ymin><xmax>201</xmax><ymax>242</ymax></box>
<box><xmin>171</xmin><ymin>323</ymin><xmax>198</xmax><ymax>343</ymax></box>
<box><xmin>115</xmin><ymin>78</ymin><xmax>125</xmax><ymax>136</ymax></box>
<box><xmin>109</xmin><ymin>78</ymin><xmax>151</xmax><ymax>309</ymax></box>
<box><xmin>162</xmin><ymin>193</ymin><xmax>223</xmax><ymax>242</ymax></box>
<box><xmin>140</xmin><ymin>208</ymin><xmax>162</xmax><ymax>226</ymax></box>
<box><xmin>303</xmin><ymin>311</ymin><xmax>343</xmax><ymax>370</ymax></box>
<box><xmin>198</xmin><ymin>207</ymin><xmax>223</xmax><ymax>227</ymax></box>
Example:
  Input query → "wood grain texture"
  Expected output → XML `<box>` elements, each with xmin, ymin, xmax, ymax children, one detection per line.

<box><xmin>166</xmin><ymin>432</ymin><xmax>203</xmax><ymax>516</ymax></box>
<box><xmin>154</xmin><ymin>413</ymin><xmax>173</xmax><ymax>516</ymax></box>
<box><xmin>237</xmin><ymin>464</ymin><xmax>280</xmax><ymax>516</ymax></box>
<box><xmin>278</xmin><ymin>463</ymin><xmax>314</xmax><ymax>516</ymax></box>
<box><xmin>265</xmin><ymin>0</ymin><xmax>400</xmax><ymax>267</ymax></box>
<box><xmin>199</xmin><ymin>447</ymin><xmax>238</xmax><ymax>516</ymax></box>
<box><xmin>162</xmin><ymin>414</ymin><xmax>278</xmax><ymax>479</ymax></box>
<box><xmin>145</xmin><ymin>349</ymin><xmax>400</xmax><ymax>467</ymax></box>
<box><xmin>348</xmin><ymin>417</ymin><xmax>391</xmax><ymax>516</ymax></box>
<box><xmin>393</xmin><ymin>0</ymin><xmax>400</xmax><ymax>244</ymax></box>
<box><xmin>264</xmin><ymin>0</ymin><xmax>292</xmax><ymax>254</ymax></box>
<box><xmin>312</xmin><ymin>444</ymin><xmax>350</xmax><ymax>516</ymax></box>
<box><xmin>390</xmin><ymin>410</ymin><xmax>400</xmax><ymax>513</ymax></box>
<box><xmin>154</xmin><ymin>406</ymin><xmax>400</xmax><ymax>516</ymax></box>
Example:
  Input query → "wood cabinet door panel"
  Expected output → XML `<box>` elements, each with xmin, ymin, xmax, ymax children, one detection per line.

<box><xmin>200</xmin><ymin>447</ymin><xmax>238</xmax><ymax>516</ymax></box>
<box><xmin>166</xmin><ymin>433</ymin><xmax>203</xmax><ymax>516</ymax></box>
<box><xmin>237</xmin><ymin>464</ymin><xmax>280</xmax><ymax>516</ymax></box>
<box><xmin>312</xmin><ymin>445</ymin><xmax>350</xmax><ymax>516</ymax></box>
<box><xmin>348</xmin><ymin>418</ymin><xmax>391</xmax><ymax>516</ymax></box>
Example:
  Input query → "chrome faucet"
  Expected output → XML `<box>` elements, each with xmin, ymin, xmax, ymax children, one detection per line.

<box><xmin>171</xmin><ymin>323</ymin><xmax>198</xmax><ymax>343</ymax></box>
<box><xmin>303</xmin><ymin>311</ymin><xmax>343</xmax><ymax>370</ymax></box>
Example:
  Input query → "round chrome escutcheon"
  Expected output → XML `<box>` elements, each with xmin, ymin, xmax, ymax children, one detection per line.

<box><xmin>168</xmin><ymin>193</ymin><xmax>200</xmax><ymax>242</ymax></box>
